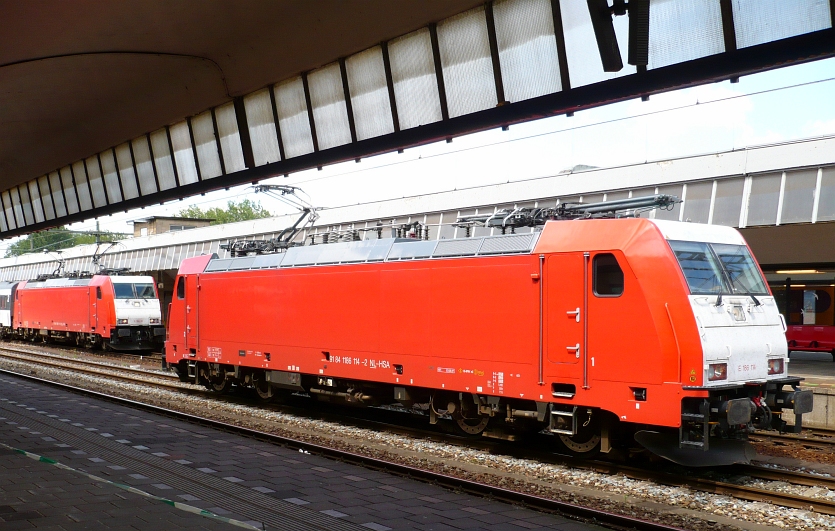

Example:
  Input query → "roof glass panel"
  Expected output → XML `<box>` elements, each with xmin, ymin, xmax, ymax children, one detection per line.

<box><xmin>274</xmin><ymin>78</ymin><xmax>315</xmax><ymax>158</ymax></box>
<box><xmin>99</xmin><ymin>149</ymin><xmax>123</xmax><ymax>204</ymax></box>
<box><xmin>86</xmin><ymin>156</ymin><xmax>108</xmax><ymax>208</ymax></box>
<box><xmin>71</xmin><ymin>161</ymin><xmax>93</xmax><ymax>211</ymax></box>
<box><xmin>170</xmin><ymin>120</ymin><xmax>199</xmax><ymax>185</ymax></box>
<box><xmin>559</xmin><ymin>0</ymin><xmax>635</xmax><ymax>88</ymax></box>
<box><xmin>647</xmin><ymin>0</ymin><xmax>724</xmax><ymax>69</ymax></box>
<box><xmin>115</xmin><ymin>143</ymin><xmax>139</xmax><ymax>200</ymax></box>
<box><xmin>214</xmin><ymin>102</ymin><xmax>247</xmax><ymax>174</ymax></box>
<box><xmin>346</xmin><ymin>46</ymin><xmax>395</xmax><ymax>141</ymax></box>
<box><xmin>388</xmin><ymin>29</ymin><xmax>443</xmax><ymax>130</ymax></box>
<box><xmin>27</xmin><ymin>180</ymin><xmax>44</xmax><ymax>223</ymax></box>
<box><xmin>49</xmin><ymin>171</ymin><xmax>68</xmax><ymax>216</ymax></box>
<box><xmin>732</xmin><ymin>0</ymin><xmax>831</xmax><ymax>49</ymax></box>
<box><xmin>59</xmin><ymin>166</ymin><xmax>80</xmax><ymax>215</ymax></box>
<box><xmin>494</xmin><ymin>0</ymin><xmax>561</xmax><ymax>101</ymax></box>
<box><xmin>437</xmin><ymin>6</ymin><xmax>497</xmax><ymax>118</ymax></box>
<box><xmin>132</xmin><ymin>136</ymin><xmax>158</xmax><ymax>196</ymax></box>
<box><xmin>192</xmin><ymin>111</ymin><xmax>223</xmax><ymax>179</ymax></box>
<box><xmin>149</xmin><ymin>129</ymin><xmax>177</xmax><ymax>191</ymax></box>
<box><xmin>37</xmin><ymin>175</ymin><xmax>55</xmax><ymax>219</ymax></box>
<box><xmin>308</xmin><ymin>63</ymin><xmax>352</xmax><ymax>150</ymax></box>
<box><xmin>244</xmin><ymin>89</ymin><xmax>281</xmax><ymax>166</ymax></box>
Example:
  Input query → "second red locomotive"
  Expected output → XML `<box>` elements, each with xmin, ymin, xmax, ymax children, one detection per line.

<box><xmin>0</xmin><ymin>274</ymin><xmax>165</xmax><ymax>351</ymax></box>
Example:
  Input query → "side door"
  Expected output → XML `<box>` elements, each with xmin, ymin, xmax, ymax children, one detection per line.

<box><xmin>545</xmin><ymin>253</ymin><xmax>587</xmax><ymax>386</ymax></box>
<box><xmin>92</xmin><ymin>286</ymin><xmax>102</xmax><ymax>334</ymax></box>
<box><xmin>185</xmin><ymin>275</ymin><xmax>199</xmax><ymax>352</ymax></box>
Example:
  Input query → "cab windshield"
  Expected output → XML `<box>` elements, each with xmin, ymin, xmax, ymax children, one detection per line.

<box><xmin>668</xmin><ymin>241</ymin><xmax>768</xmax><ymax>296</ymax></box>
<box><xmin>113</xmin><ymin>283</ymin><xmax>156</xmax><ymax>299</ymax></box>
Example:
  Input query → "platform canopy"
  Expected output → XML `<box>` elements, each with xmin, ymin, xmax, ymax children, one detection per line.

<box><xmin>1</xmin><ymin>0</ymin><xmax>834</xmax><ymax>237</ymax></box>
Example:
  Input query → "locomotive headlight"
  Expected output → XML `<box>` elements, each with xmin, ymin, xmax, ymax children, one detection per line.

<box><xmin>150</xmin><ymin>318</ymin><xmax>160</xmax><ymax>324</ymax></box>
<box><xmin>117</xmin><ymin>318</ymin><xmax>128</xmax><ymax>325</ymax></box>
<box><xmin>708</xmin><ymin>363</ymin><xmax>728</xmax><ymax>381</ymax></box>
<box><xmin>768</xmin><ymin>358</ymin><xmax>784</xmax><ymax>375</ymax></box>
<box><xmin>730</xmin><ymin>304</ymin><xmax>746</xmax><ymax>321</ymax></box>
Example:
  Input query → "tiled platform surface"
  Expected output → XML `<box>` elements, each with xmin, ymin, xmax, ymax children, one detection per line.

<box><xmin>0</xmin><ymin>373</ymin><xmax>604</xmax><ymax>531</ymax></box>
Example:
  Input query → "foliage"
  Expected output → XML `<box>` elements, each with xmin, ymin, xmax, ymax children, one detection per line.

<box><xmin>4</xmin><ymin>227</ymin><xmax>127</xmax><ymax>257</ymax></box>
<box><xmin>177</xmin><ymin>199</ymin><xmax>272</xmax><ymax>225</ymax></box>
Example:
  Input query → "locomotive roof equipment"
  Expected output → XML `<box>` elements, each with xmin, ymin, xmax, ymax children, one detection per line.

<box><xmin>221</xmin><ymin>185</ymin><xmax>320</xmax><ymax>257</ymax></box>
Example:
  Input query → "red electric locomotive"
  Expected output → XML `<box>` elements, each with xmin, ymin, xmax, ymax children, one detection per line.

<box><xmin>165</xmin><ymin>197</ymin><xmax>812</xmax><ymax>465</ymax></box>
<box><xmin>9</xmin><ymin>274</ymin><xmax>165</xmax><ymax>351</ymax></box>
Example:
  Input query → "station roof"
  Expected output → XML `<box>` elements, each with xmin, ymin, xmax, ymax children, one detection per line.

<box><xmin>1</xmin><ymin>1</ymin><xmax>834</xmax><ymax>238</ymax></box>
<box><xmin>1</xmin><ymin>0</ymin><xmax>480</xmax><ymax>193</ymax></box>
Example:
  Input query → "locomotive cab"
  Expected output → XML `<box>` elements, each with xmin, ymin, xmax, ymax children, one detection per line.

<box><xmin>631</xmin><ymin>221</ymin><xmax>813</xmax><ymax>464</ymax></box>
<box><xmin>107</xmin><ymin>276</ymin><xmax>166</xmax><ymax>351</ymax></box>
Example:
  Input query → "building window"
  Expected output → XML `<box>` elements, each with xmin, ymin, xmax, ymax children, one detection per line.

<box><xmin>169</xmin><ymin>225</ymin><xmax>196</xmax><ymax>232</ymax></box>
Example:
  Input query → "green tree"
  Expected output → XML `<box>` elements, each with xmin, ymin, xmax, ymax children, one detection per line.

<box><xmin>177</xmin><ymin>199</ymin><xmax>272</xmax><ymax>225</ymax></box>
<box><xmin>4</xmin><ymin>227</ymin><xmax>127</xmax><ymax>257</ymax></box>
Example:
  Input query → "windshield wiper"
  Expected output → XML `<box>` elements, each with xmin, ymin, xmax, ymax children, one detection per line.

<box><xmin>728</xmin><ymin>274</ymin><xmax>761</xmax><ymax>306</ymax></box>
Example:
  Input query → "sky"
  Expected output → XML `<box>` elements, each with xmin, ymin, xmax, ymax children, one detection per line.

<box><xmin>3</xmin><ymin>55</ymin><xmax>835</xmax><ymax>253</ymax></box>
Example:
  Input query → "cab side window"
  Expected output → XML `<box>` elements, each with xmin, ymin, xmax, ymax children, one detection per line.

<box><xmin>176</xmin><ymin>277</ymin><xmax>185</xmax><ymax>300</ymax></box>
<box><xmin>96</xmin><ymin>287</ymin><xmax>102</xmax><ymax>299</ymax></box>
<box><xmin>593</xmin><ymin>253</ymin><xmax>624</xmax><ymax>296</ymax></box>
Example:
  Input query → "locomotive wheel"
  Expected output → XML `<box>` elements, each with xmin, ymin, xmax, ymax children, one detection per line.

<box><xmin>207</xmin><ymin>378</ymin><xmax>231</xmax><ymax>394</ymax></box>
<box><xmin>555</xmin><ymin>409</ymin><xmax>601</xmax><ymax>457</ymax></box>
<box><xmin>253</xmin><ymin>375</ymin><xmax>274</xmax><ymax>402</ymax></box>
<box><xmin>455</xmin><ymin>415</ymin><xmax>490</xmax><ymax>436</ymax></box>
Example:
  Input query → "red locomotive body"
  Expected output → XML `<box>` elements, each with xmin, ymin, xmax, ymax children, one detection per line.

<box><xmin>787</xmin><ymin>325</ymin><xmax>835</xmax><ymax>359</ymax></box>
<box><xmin>166</xmin><ymin>217</ymin><xmax>812</xmax><ymax>465</ymax></box>
<box><xmin>11</xmin><ymin>275</ymin><xmax>165</xmax><ymax>350</ymax></box>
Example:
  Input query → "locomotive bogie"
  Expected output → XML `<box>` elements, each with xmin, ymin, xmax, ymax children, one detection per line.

<box><xmin>165</xmin><ymin>218</ymin><xmax>812</xmax><ymax>465</ymax></box>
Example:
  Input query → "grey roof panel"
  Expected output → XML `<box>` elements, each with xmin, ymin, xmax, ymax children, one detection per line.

<box><xmin>251</xmin><ymin>253</ymin><xmax>285</xmax><ymax>269</ymax></box>
<box><xmin>228</xmin><ymin>256</ymin><xmax>257</xmax><ymax>270</ymax></box>
<box><xmin>205</xmin><ymin>258</ymin><xmax>234</xmax><ymax>272</ymax></box>
<box><xmin>432</xmin><ymin>238</ymin><xmax>482</xmax><ymax>257</ymax></box>
<box><xmin>387</xmin><ymin>240</ymin><xmax>438</xmax><ymax>260</ymax></box>
<box><xmin>477</xmin><ymin>233</ymin><xmax>538</xmax><ymax>255</ymax></box>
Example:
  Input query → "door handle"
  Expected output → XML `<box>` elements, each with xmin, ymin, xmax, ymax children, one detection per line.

<box><xmin>566</xmin><ymin>308</ymin><xmax>580</xmax><ymax>322</ymax></box>
<box><xmin>566</xmin><ymin>343</ymin><xmax>580</xmax><ymax>358</ymax></box>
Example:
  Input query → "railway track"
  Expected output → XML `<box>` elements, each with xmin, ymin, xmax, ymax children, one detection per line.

<box><xmin>0</xmin><ymin>344</ymin><xmax>179</xmax><ymax>389</ymax></box>
<box><xmin>752</xmin><ymin>428</ymin><xmax>835</xmax><ymax>451</ymax></box>
<box><xmin>4</xmin><ymin>345</ymin><xmax>835</xmax><ymax>526</ymax></box>
<box><xmin>0</xmin><ymin>362</ymin><xmax>686</xmax><ymax>531</ymax></box>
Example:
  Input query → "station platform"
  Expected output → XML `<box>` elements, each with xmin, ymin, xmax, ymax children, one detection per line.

<box><xmin>789</xmin><ymin>351</ymin><xmax>835</xmax><ymax>430</ymax></box>
<box><xmin>0</xmin><ymin>372</ymin><xmax>603</xmax><ymax>531</ymax></box>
